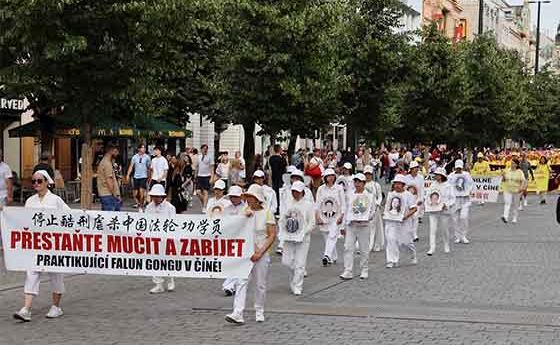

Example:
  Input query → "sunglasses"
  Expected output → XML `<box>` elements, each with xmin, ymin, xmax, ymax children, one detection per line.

<box><xmin>32</xmin><ymin>179</ymin><xmax>45</xmax><ymax>185</ymax></box>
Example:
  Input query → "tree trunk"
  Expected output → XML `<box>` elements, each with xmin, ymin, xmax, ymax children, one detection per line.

<box><xmin>243</xmin><ymin>121</ymin><xmax>256</xmax><ymax>179</ymax></box>
<box><xmin>287</xmin><ymin>134</ymin><xmax>297</xmax><ymax>162</ymax></box>
<box><xmin>80</xmin><ymin>122</ymin><xmax>93</xmax><ymax>209</ymax></box>
<box><xmin>214</xmin><ymin>131</ymin><xmax>221</xmax><ymax>158</ymax></box>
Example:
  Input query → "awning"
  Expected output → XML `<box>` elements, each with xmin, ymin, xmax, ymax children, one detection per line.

<box><xmin>9</xmin><ymin>118</ymin><xmax>190</xmax><ymax>139</ymax></box>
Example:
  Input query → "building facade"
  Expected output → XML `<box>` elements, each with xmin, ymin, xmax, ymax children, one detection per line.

<box><xmin>423</xmin><ymin>0</ymin><xmax>467</xmax><ymax>42</ymax></box>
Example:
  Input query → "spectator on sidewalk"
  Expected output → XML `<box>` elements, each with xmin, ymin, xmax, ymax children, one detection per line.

<box><xmin>97</xmin><ymin>143</ymin><xmax>121</xmax><ymax>211</ymax></box>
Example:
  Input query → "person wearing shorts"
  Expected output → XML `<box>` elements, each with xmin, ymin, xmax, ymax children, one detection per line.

<box><xmin>197</xmin><ymin>144</ymin><xmax>214</xmax><ymax>212</ymax></box>
<box><xmin>126</xmin><ymin>144</ymin><xmax>151</xmax><ymax>210</ymax></box>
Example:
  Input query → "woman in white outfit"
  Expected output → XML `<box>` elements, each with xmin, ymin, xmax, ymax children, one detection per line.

<box><xmin>280</xmin><ymin>181</ymin><xmax>315</xmax><ymax>295</ymax></box>
<box><xmin>364</xmin><ymin>166</ymin><xmax>384</xmax><ymax>252</ymax></box>
<box><xmin>426</xmin><ymin>168</ymin><xmax>455</xmax><ymax>256</ymax></box>
<box><xmin>447</xmin><ymin>160</ymin><xmax>473</xmax><ymax>244</ymax></box>
<box><xmin>340</xmin><ymin>174</ymin><xmax>375</xmax><ymax>280</ymax></box>
<box><xmin>383</xmin><ymin>174</ymin><xmax>418</xmax><ymax>268</ymax></box>
<box><xmin>146</xmin><ymin>184</ymin><xmax>177</xmax><ymax>294</ymax></box>
<box><xmin>406</xmin><ymin>161</ymin><xmax>425</xmax><ymax>242</ymax></box>
<box><xmin>222</xmin><ymin>186</ymin><xmax>247</xmax><ymax>296</ymax></box>
<box><xmin>225</xmin><ymin>184</ymin><xmax>276</xmax><ymax>325</ymax></box>
<box><xmin>14</xmin><ymin>170</ymin><xmax>70</xmax><ymax>322</ymax></box>
<box><xmin>206</xmin><ymin>180</ymin><xmax>231</xmax><ymax>215</ymax></box>
<box><xmin>315</xmin><ymin>168</ymin><xmax>346</xmax><ymax>266</ymax></box>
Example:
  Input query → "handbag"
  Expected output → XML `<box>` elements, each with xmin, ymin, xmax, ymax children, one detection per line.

<box><xmin>305</xmin><ymin>164</ymin><xmax>322</xmax><ymax>178</ymax></box>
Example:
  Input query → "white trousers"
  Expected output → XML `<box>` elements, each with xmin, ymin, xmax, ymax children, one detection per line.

<box><xmin>384</xmin><ymin>221</ymin><xmax>416</xmax><ymax>264</ymax></box>
<box><xmin>24</xmin><ymin>271</ymin><xmax>65</xmax><ymax>296</ymax></box>
<box><xmin>452</xmin><ymin>202</ymin><xmax>470</xmax><ymax>241</ymax></box>
<box><xmin>277</xmin><ymin>227</ymin><xmax>285</xmax><ymax>249</ymax></box>
<box><xmin>222</xmin><ymin>277</ymin><xmax>238</xmax><ymax>292</ymax></box>
<box><xmin>428</xmin><ymin>214</ymin><xmax>450</xmax><ymax>253</ymax></box>
<box><xmin>369</xmin><ymin>211</ymin><xmax>385</xmax><ymax>252</ymax></box>
<box><xmin>152</xmin><ymin>277</ymin><xmax>175</xmax><ymax>285</ymax></box>
<box><xmin>503</xmin><ymin>192</ymin><xmax>520</xmax><ymax>221</ymax></box>
<box><xmin>282</xmin><ymin>235</ymin><xmax>311</xmax><ymax>293</ymax></box>
<box><xmin>343</xmin><ymin>224</ymin><xmax>370</xmax><ymax>274</ymax></box>
<box><xmin>233</xmin><ymin>254</ymin><xmax>270</xmax><ymax>315</ymax></box>
<box><xmin>322</xmin><ymin>223</ymin><xmax>339</xmax><ymax>261</ymax></box>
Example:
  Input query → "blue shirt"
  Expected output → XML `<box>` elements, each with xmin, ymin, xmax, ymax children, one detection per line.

<box><xmin>131</xmin><ymin>153</ymin><xmax>151</xmax><ymax>179</ymax></box>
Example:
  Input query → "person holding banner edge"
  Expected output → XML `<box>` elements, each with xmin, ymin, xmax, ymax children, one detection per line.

<box><xmin>14</xmin><ymin>170</ymin><xmax>70</xmax><ymax>322</ymax></box>
<box><xmin>225</xmin><ymin>184</ymin><xmax>276</xmax><ymax>325</ymax></box>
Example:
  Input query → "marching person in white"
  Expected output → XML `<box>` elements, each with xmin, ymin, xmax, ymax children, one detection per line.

<box><xmin>364</xmin><ymin>166</ymin><xmax>384</xmax><ymax>252</ymax></box>
<box><xmin>315</xmin><ymin>168</ymin><xmax>346</xmax><ymax>266</ymax></box>
<box><xmin>252</xmin><ymin>170</ymin><xmax>278</xmax><ymax>214</ymax></box>
<box><xmin>206</xmin><ymin>179</ymin><xmax>231</xmax><ymax>215</ymax></box>
<box><xmin>340</xmin><ymin>173</ymin><xmax>375</xmax><ymax>280</ymax></box>
<box><xmin>448</xmin><ymin>160</ymin><xmax>473</xmax><ymax>244</ymax></box>
<box><xmin>280</xmin><ymin>181</ymin><xmax>315</xmax><ymax>295</ymax></box>
<box><xmin>426</xmin><ymin>168</ymin><xmax>456</xmax><ymax>256</ymax></box>
<box><xmin>146</xmin><ymin>184</ymin><xmax>177</xmax><ymax>294</ymax></box>
<box><xmin>14</xmin><ymin>170</ymin><xmax>70</xmax><ymax>322</ymax></box>
<box><xmin>383</xmin><ymin>174</ymin><xmax>418</xmax><ymax>268</ymax></box>
<box><xmin>222</xmin><ymin>186</ymin><xmax>246</xmax><ymax>296</ymax></box>
<box><xmin>277</xmin><ymin>169</ymin><xmax>312</xmax><ymax>255</ymax></box>
<box><xmin>340</xmin><ymin>162</ymin><xmax>355</xmax><ymax>195</ymax></box>
<box><xmin>406</xmin><ymin>161</ymin><xmax>425</xmax><ymax>242</ymax></box>
<box><xmin>226</xmin><ymin>184</ymin><xmax>276</xmax><ymax>325</ymax></box>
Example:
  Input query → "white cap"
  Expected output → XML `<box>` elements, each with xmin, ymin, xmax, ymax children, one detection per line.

<box><xmin>148</xmin><ymin>184</ymin><xmax>167</xmax><ymax>196</ymax></box>
<box><xmin>243</xmin><ymin>184</ymin><xmax>264</xmax><ymax>202</ymax></box>
<box><xmin>353</xmin><ymin>173</ymin><xmax>366</xmax><ymax>182</ymax></box>
<box><xmin>213</xmin><ymin>179</ymin><xmax>226</xmax><ymax>190</ymax></box>
<box><xmin>227</xmin><ymin>185</ymin><xmax>243</xmax><ymax>197</ymax></box>
<box><xmin>434</xmin><ymin>167</ymin><xmax>447</xmax><ymax>177</ymax></box>
<box><xmin>33</xmin><ymin>170</ymin><xmax>54</xmax><ymax>184</ymax></box>
<box><xmin>392</xmin><ymin>174</ymin><xmax>408</xmax><ymax>185</ymax></box>
<box><xmin>287</xmin><ymin>165</ymin><xmax>297</xmax><ymax>174</ymax></box>
<box><xmin>291</xmin><ymin>181</ymin><xmax>306</xmax><ymax>192</ymax></box>
<box><xmin>343</xmin><ymin>162</ymin><xmax>352</xmax><ymax>170</ymax></box>
<box><xmin>291</xmin><ymin>169</ymin><xmax>305</xmax><ymax>179</ymax></box>
<box><xmin>323</xmin><ymin>168</ymin><xmax>336</xmax><ymax>177</ymax></box>
<box><xmin>409</xmin><ymin>161</ymin><xmax>419</xmax><ymax>169</ymax></box>
<box><xmin>253</xmin><ymin>170</ymin><xmax>265</xmax><ymax>178</ymax></box>
<box><xmin>363</xmin><ymin>165</ymin><xmax>374</xmax><ymax>174</ymax></box>
<box><xmin>454</xmin><ymin>159</ymin><xmax>464</xmax><ymax>169</ymax></box>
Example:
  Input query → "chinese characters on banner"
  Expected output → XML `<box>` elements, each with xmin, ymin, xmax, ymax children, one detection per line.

<box><xmin>1</xmin><ymin>207</ymin><xmax>255</xmax><ymax>279</ymax></box>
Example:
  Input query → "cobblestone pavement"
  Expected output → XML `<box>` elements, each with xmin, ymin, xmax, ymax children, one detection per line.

<box><xmin>1</xmin><ymin>194</ymin><xmax>560</xmax><ymax>345</ymax></box>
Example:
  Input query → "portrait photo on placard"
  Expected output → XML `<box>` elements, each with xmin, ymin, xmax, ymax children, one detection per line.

<box><xmin>455</xmin><ymin>176</ymin><xmax>465</xmax><ymax>192</ymax></box>
<box><xmin>407</xmin><ymin>185</ymin><xmax>418</xmax><ymax>196</ymax></box>
<box><xmin>351</xmin><ymin>193</ymin><xmax>370</xmax><ymax>222</ymax></box>
<box><xmin>425</xmin><ymin>189</ymin><xmax>444</xmax><ymax>212</ymax></box>
<box><xmin>383</xmin><ymin>192</ymin><xmax>405</xmax><ymax>221</ymax></box>
<box><xmin>319</xmin><ymin>196</ymin><xmax>339</xmax><ymax>224</ymax></box>
<box><xmin>336</xmin><ymin>175</ymin><xmax>348</xmax><ymax>191</ymax></box>
<box><xmin>209</xmin><ymin>204</ymin><xmax>225</xmax><ymax>218</ymax></box>
<box><xmin>284</xmin><ymin>208</ymin><xmax>304</xmax><ymax>235</ymax></box>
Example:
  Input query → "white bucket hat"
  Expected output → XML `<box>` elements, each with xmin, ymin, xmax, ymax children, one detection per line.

<box><xmin>392</xmin><ymin>174</ymin><xmax>408</xmax><ymax>185</ymax></box>
<box><xmin>287</xmin><ymin>165</ymin><xmax>297</xmax><ymax>174</ymax></box>
<box><xmin>323</xmin><ymin>168</ymin><xmax>336</xmax><ymax>177</ymax></box>
<box><xmin>454</xmin><ymin>159</ymin><xmax>464</xmax><ymax>169</ymax></box>
<box><xmin>434</xmin><ymin>167</ymin><xmax>447</xmax><ymax>178</ymax></box>
<box><xmin>243</xmin><ymin>184</ymin><xmax>264</xmax><ymax>203</ymax></box>
<box><xmin>253</xmin><ymin>170</ymin><xmax>265</xmax><ymax>178</ymax></box>
<box><xmin>213</xmin><ymin>179</ymin><xmax>226</xmax><ymax>190</ymax></box>
<box><xmin>363</xmin><ymin>165</ymin><xmax>374</xmax><ymax>174</ymax></box>
<box><xmin>291</xmin><ymin>181</ymin><xmax>306</xmax><ymax>193</ymax></box>
<box><xmin>148</xmin><ymin>184</ymin><xmax>167</xmax><ymax>197</ymax></box>
<box><xmin>353</xmin><ymin>173</ymin><xmax>366</xmax><ymax>182</ymax></box>
<box><xmin>409</xmin><ymin>161</ymin><xmax>419</xmax><ymax>169</ymax></box>
<box><xmin>343</xmin><ymin>162</ymin><xmax>352</xmax><ymax>170</ymax></box>
<box><xmin>291</xmin><ymin>169</ymin><xmax>305</xmax><ymax>179</ymax></box>
<box><xmin>227</xmin><ymin>185</ymin><xmax>243</xmax><ymax>198</ymax></box>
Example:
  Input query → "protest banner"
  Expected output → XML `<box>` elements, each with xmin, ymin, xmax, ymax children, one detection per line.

<box><xmin>1</xmin><ymin>207</ymin><xmax>255</xmax><ymax>279</ymax></box>
<box><xmin>470</xmin><ymin>176</ymin><xmax>502</xmax><ymax>202</ymax></box>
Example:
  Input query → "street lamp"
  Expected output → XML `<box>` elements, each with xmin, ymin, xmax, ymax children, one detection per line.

<box><xmin>529</xmin><ymin>0</ymin><xmax>551</xmax><ymax>74</ymax></box>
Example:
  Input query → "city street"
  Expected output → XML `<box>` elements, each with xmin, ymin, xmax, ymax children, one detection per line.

<box><xmin>2</xmin><ymin>195</ymin><xmax>560</xmax><ymax>344</ymax></box>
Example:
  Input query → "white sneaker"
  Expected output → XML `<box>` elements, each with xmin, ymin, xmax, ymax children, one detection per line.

<box><xmin>13</xmin><ymin>307</ymin><xmax>31</xmax><ymax>322</ymax></box>
<box><xmin>426</xmin><ymin>250</ymin><xmax>434</xmax><ymax>256</ymax></box>
<box><xmin>293</xmin><ymin>290</ymin><xmax>302</xmax><ymax>296</ymax></box>
<box><xmin>373</xmin><ymin>246</ymin><xmax>382</xmax><ymax>252</ymax></box>
<box><xmin>512</xmin><ymin>218</ymin><xmax>518</xmax><ymax>224</ymax></box>
<box><xmin>225</xmin><ymin>313</ymin><xmax>245</xmax><ymax>325</ymax></box>
<box><xmin>255</xmin><ymin>310</ymin><xmax>265</xmax><ymax>322</ymax></box>
<box><xmin>360</xmin><ymin>271</ymin><xmax>369</xmax><ymax>279</ymax></box>
<box><xmin>443</xmin><ymin>246</ymin><xmax>450</xmax><ymax>253</ymax></box>
<box><xmin>411</xmin><ymin>257</ymin><xmax>418</xmax><ymax>265</ymax></box>
<box><xmin>167</xmin><ymin>278</ymin><xmax>175</xmax><ymax>292</ymax></box>
<box><xmin>339</xmin><ymin>271</ymin><xmax>353</xmax><ymax>280</ymax></box>
<box><xmin>385</xmin><ymin>262</ymin><xmax>394</xmax><ymax>268</ymax></box>
<box><xmin>518</xmin><ymin>205</ymin><xmax>523</xmax><ymax>211</ymax></box>
<box><xmin>462</xmin><ymin>238</ymin><xmax>470</xmax><ymax>244</ymax></box>
<box><xmin>523</xmin><ymin>200</ymin><xmax>528</xmax><ymax>207</ymax></box>
<box><xmin>45</xmin><ymin>305</ymin><xmax>64</xmax><ymax>319</ymax></box>
<box><xmin>150</xmin><ymin>284</ymin><xmax>165</xmax><ymax>294</ymax></box>
<box><xmin>275</xmin><ymin>247</ymin><xmax>283</xmax><ymax>255</ymax></box>
<box><xmin>454</xmin><ymin>238</ymin><xmax>461</xmax><ymax>244</ymax></box>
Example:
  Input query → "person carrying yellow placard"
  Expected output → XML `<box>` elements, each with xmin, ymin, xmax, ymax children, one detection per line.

<box><xmin>535</xmin><ymin>156</ymin><xmax>552</xmax><ymax>205</ymax></box>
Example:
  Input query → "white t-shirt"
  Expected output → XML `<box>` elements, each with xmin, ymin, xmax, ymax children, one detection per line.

<box><xmin>206</xmin><ymin>196</ymin><xmax>232</xmax><ymax>215</ymax></box>
<box><xmin>247</xmin><ymin>206</ymin><xmax>275</xmax><ymax>250</ymax></box>
<box><xmin>198</xmin><ymin>154</ymin><xmax>213</xmax><ymax>177</ymax></box>
<box><xmin>406</xmin><ymin>173</ymin><xmax>425</xmax><ymax>202</ymax></box>
<box><xmin>389</xmin><ymin>153</ymin><xmax>399</xmax><ymax>168</ymax></box>
<box><xmin>151</xmin><ymin>156</ymin><xmax>169</xmax><ymax>182</ymax></box>
<box><xmin>145</xmin><ymin>200</ymin><xmax>176</xmax><ymax>217</ymax></box>
<box><xmin>280</xmin><ymin>197</ymin><xmax>315</xmax><ymax>242</ymax></box>
<box><xmin>25</xmin><ymin>190</ymin><xmax>70</xmax><ymax>210</ymax></box>
<box><xmin>0</xmin><ymin>162</ymin><xmax>13</xmax><ymax>200</ymax></box>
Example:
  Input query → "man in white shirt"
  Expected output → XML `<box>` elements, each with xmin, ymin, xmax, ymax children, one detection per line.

<box><xmin>196</xmin><ymin>144</ymin><xmax>214</xmax><ymax>211</ymax></box>
<box><xmin>145</xmin><ymin>184</ymin><xmax>176</xmax><ymax>294</ymax></box>
<box><xmin>252</xmin><ymin>170</ymin><xmax>278</xmax><ymax>214</ymax></box>
<box><xmin>150</xmin><ymin>146</ymin><xmax>169</xmax><ymax>189</ymax></box>
<box><xmin>0</xmin><ymin>150</ymin><xmax>13</xmax><ymax>206</ymax></box>
<box><xmin>447</xmin><ymin>160</ymin><xmax>473</xmax><ymax>244</ymax></box>
<box><xmin>222</xmin><ymin>186</ymin><xmax>246</xmax><ymax>296</ymax></box>
<box><xmin>388</xmin><ymin>148</ymin><xmax>400</xmax><ymax>181</ymax></box>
